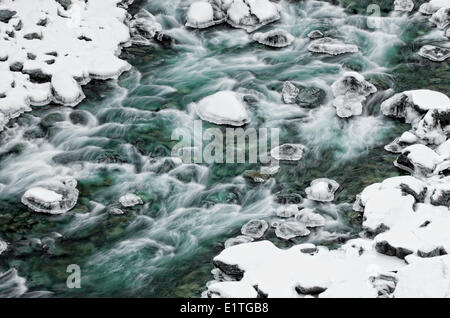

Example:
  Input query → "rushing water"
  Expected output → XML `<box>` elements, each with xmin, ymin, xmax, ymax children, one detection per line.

<box><xmin>0</xmin><ymin>0</ymin><xmax>447</xmax><ymax>297</ymax></box>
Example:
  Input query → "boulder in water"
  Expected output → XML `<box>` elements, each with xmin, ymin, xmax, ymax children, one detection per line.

<box><xmin>0</xmin><ymin>240</ymin><xmax>7</xmax><ymax>255</ymax></box>
<box><xmin>119</xmin><ymin>193</ymin><xmax>143</xmax><ymax>207</ymax></box>
<box><xmin>270</xmin><ymin>143</ymin><xmax>306</xmax><ymax>161</ymax></box>
<box><xmin>394</xmin><ymin>0</ymin><xmax>415</xmax><ymax>12</ymax></box>
<box><xmin>305</xmin><ymin>178</ymin><xmax>340</xmax><ymax>202</ymax></box>
<box><xmin>21</xmin><ymin>178</ymin><xmax>79</xmax><ymax>214</ymax></box>
<box><xmin>295</xmin><ymin>208</ymin><xmax>326</xmax><ymax>227</ymax></box>
<box><xmin>384</xmin><ymin>131</ymin><xmax>419</xmax><ymax>153</ymax></box>
<box><xmin>275</xmin><ymin>204</ymin><xmax>299</xmax><ymax>218</ymax></box>
<box><xmin>419</xmin><ymin>45</ymin><xmax>450</xmax><ymax>62</ymax></box>
<box><xmin>308</xmin><ymin>37</ymin><xmax>358</xmax><ymax>55</ymax></box>
<box><xmin>195</xmin><ymin>91</ymin><xmax>250</xmax><ymax>126</ymax></box>
<box><xmin>307</xmin><ymin>30</ymin><xmax>324</xmax><ymax>39</ymax></box>
<box><xmin>275</xmin><ymin>220</ymin><xmax>311</xmax><ymax>240</ymax></box>
<box><xmin>130</xmin><ymin>9</ymin><xmax>164</xmax><ymax>45</ymax></box>
<box><xmin>395</xmin><ymin>144</ymin><xmax>443</xmax><ymax>176</ymax></box>
<box><xmin>252</xmin><ymin>29</ymin><xmax>295</xmax><ymax>48</ymax></box>
<box><xmin>186</xmin><ymin>1</ymin><xmax>220</xmax><ymax>29</ymax></box>
<box><xmin>281</xmin><ymin>81</ymin><xmax>299</xmax><ymax>104</ymax></box>
<box><xmin>241</xmin><ymin>219</ymin><xmax>268</xmax><ymax>239</ymax></box>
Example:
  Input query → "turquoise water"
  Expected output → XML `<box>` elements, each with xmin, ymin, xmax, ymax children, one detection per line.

<box><xmin>0</xmin><ymin>0</ymin><xmax>447</xmax><ymax>297</ymax></box>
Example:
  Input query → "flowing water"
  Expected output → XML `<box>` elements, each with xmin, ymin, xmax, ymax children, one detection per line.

<box><xmin>0</xmin><ymin>0</ymin><xmax>448</xmax><ymax>297</ymax></box>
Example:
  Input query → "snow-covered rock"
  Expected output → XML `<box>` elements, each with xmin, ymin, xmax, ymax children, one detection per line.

<box><xmin>419</xmin><ymin>45</ymin><xmax>450</xmax><ymax>62</ymax></box>
<box><xmin>307</xmin><ymin>30</ymin><xmax>324</xmax><ymax>39</ymax></box>
<box><xmin>194</xmin><ymin>91</ymin><xmax>250</xmax><ymax>126</ymax></box>
<box><xmin>308</xmin><ymin>37</ymin><xmax>358</xmax><ymax>55</ymax></box>
<box><xmin>331</xmin><ymin>72</ymin><xmax>377</xmax><ymax>118</ymax></box>
<box><xmin>224</xmin><ymin>235</ymin><xmax>254</xmax><ymax>248</ymax></box>
<box><xmin>305</xmin><ymin>178</ymin><xmax>340</xmax><ymax>202</ymax></box>
<box><xmin>21</xmin><ymin>178</ymin><xmax>79</xmax><ymax>214</ymax></box>
<box><xmin>275</xmin><ymin>204</ymin><xmax>299</xmax><ymax>218</ymax></box>
<box><xmin>119</xmin><ymin>193</ymin><xmax>143</xmax><ymax>207</ymax></box>
<box><xmin>384</xmin><ymin>131</ymin><xmax>418</xmax><ymax>153</ymax></box>
<box><xmin>252</xmin><ymin>29</ymin><xmax>294</xmax><ymax>48</ymax></box>
<box><xmin>395</xmin><ymin>144</ymin><xmax>443</xmax><ymax>176</ymax></box>
<box><xmin>0</xmin><ymin>0</ymin><xmax>134</xmax><ymax>130</ymax></box>
<box><xmin>0</xmin><ymin>240</ymin><xmax>7</xmax><ymax>255</ymax></box>
<box><xmin>241</xmin><ymin>219</ymin><xmax>268</xmax><ymax>239</ymax></box>
<box><xmin>430</xmin><ymin>6</ymin><xmax>450</xmax><ymax>29</ymax></box>
<box><xmin>270</xmin><ymin>144</ymin><xmax>306</xmax><ymax>161</ymax></box>
<box><xmin>186</xmin><ymin>1</ymin><xmax>218</xmax><ymax>29</ymax></box>
<box><xmin>225</xmin><ymin>0</ymin><xmax>280</xmax><ymax>33</ymax></box>
<box><xmin>207</xmin><ymin>281</ymin><xmax>258</xmax><ymax>298</ymax></box>
<box><xmin>275</xmin><ymin>221</ymin><xmax>310</xmax><ymax>240</ymax></box>
<box><xmin>394</xmin><ymin>0</ymin><xmax>415</xmax><ymax>12</ymax></box>
<box><xmin>419</xmin><ymin>0</ymin><xmax>450</xmax><ymax>15</ymax></box>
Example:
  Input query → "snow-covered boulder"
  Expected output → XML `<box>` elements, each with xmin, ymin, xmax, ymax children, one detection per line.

<box><xmin>331</xmin><ymin>72</ymin><xmax>377</xmax><ymax>118</ymax></box>
<box><xmin>394</xmin><ymin>0</ymin><xmax>415</xmax><ymax>12</ymax></box>
<box><xmin>395</xmin><ymin>144</ymin><xmax>443</xmax><ymax>176</ymax></box>
<box><xmin>305</xmin><ymin>178</ymin><xmax>340</xmax><ymax>202</ymax></box>
<box><xmin>186</xmin><ymin>1</ymin><xmax>219</xmax><ymax>29</ymax></box>
<box><xmin>225</xmin><ymin>0</ymin><xmax>280</xmax><ymax>33</ymax></box>
<box><xmin>275</xmin><ymin>221</ymin><xmax>310</xmax><ymax>240</ymax></box>
<box><xmin>225</xmin><ymin>235</ymin><xmax>254</xmax><ymax>248</ymax></box>
<box><xmin>307</xmin><ymin>30</ymin><xmax>324</xmax><ymax>39</ymax></box>
<box><xmin>384</xmin><ymin>131</ymin><xmax>418</xmax><ymax>153</ymax></box>
<box><xmin>419</xmin><ymin>0</ymin><xmax>450</xmax><ymax>15</ymax></box>
<box><xmin>270</xmin><ymin>144</ymin><xmax>306</xmax><ymax>161</ymax></box>
<box><xmin>419</xmin><ymin>45</ymin><xmax>450</xmax><ymax>62</ymax></box>
<box><xmin>21</xmin><ymin>178</ymin><xmax>79</xmax><ymax>214</ymax></box>
<box><xmin>308</xmin><ymin>37</ymin><xmax>358</xmax><ymax>55</ymax></box>
<box><xmin>194</xmin><ymin>91</ymin><xmax>250</xmax><ymax>126</ymax></box>
<box><xmin>241</xmin><ymin>219</ymin><xmax>268</xmax><ymax>239</ymax></box>
<box><xmin>275</xmin><ymin>204</ymin><xmax>299</xmax><ymax>218</ymax></box>
<box><xmin>119</xmin><ymin>193</ymin><xmax>143</xmax><ymax>207</ymax></box>
<box><xmin>51</xmin><ymin>72</ymin><xmax>84</xmax><ymax>106</ymax></box>
<box><xmin>252</xmin><ymin>29</ymin><xmax>294</xmax><ymax>48</ymax></box>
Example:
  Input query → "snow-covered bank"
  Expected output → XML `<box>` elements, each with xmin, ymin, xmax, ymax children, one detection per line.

<box><xmin>0</xmin><ymin>0</ymin><xmax>138</xmax><ymax>131</ymax></box>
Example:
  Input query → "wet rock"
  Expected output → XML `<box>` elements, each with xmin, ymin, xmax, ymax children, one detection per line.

<box><xmin>275</xmin><ymin>221</ymin><xmax>310</xmax><ymax>240</ymax></box>
<box><xmin>130</xmin><ymin>9</ymin><xmax>163</xmax><ymax>45</ymax></box>
<box><xmin>419</xmin><ymin>45</ymin><xmax>450</xmax><ymax>62</ymax></box>
<box><xmin>243</xmin><ymin>170</ymin><xmax>270</xmax><ymax>183</ymax></box>
<box><xmin>305</xmin><ymin>178</ymin><xmax>340</xmax><ymax>202</ymax></box>
<box><xmin>307</xmin><ymin>30</ymin><xmax>324</xmax><ymax>39</ymax></box>
<box><xmin>270</xmin><ymin>143</ymin><xmax>306</xmax><ymax>161</ymax></box>
<box><xmin>308</xmin><ymin>37</ymin><xmax>358</xmax><ymax>55</ymax></box>
<box><xmin>224</xmin><ymin>235</ymin><xmax>254</xmax><ymax>248</ymax></box>
<box><xmin>241</xmin><ymin>219</ymin><xmax>268</xmax><ymax>239</ymax></box>
<box><xmin>252</xmin><ymin>29</ymin><xmax>295</xmax><ymax>48</ymax></box>
<box><xmin>394</xmin><ymin>0</ymin><xmax>414</xmax><ymax>12</ymax></box>
<box><xmin>119</xmin><ymin>193</ymin><xmax>143</xmax><ymax>207</ymax></box>
<box><xmin>281</xmin><ymin>81</ymin><xmax>299</xmax><ymax>104</ymax></box>
<box><xmin>375</xmin><ymin>240</ymin><xmax>414</xmax><ymax>259</ymax></box>
<box><xmin>40</xmin><ymin>112</ymin><xmax>65</xmax><ymax>130</ymax></box>
<box><xmin>298</xmin><ymin>243</ymin><xmax>318</xmax><ymax>254</ymax></box>
<box><xmin>430</xmin><ymin>183</ymin><xmax>450</xmax><ymax>206</ymax></box>
<box><xmin>21</xmin><ymin>178</ymin><xmax>79</xmax><ymax>214</ymax></box>
<box><xmin>212</xmin><ymin>260</ymin><xmax>245</xmax><ymax>280</ymax></box>
<box><xmin>429</xmin><ymin>6</ymin><xmax>450</xmax><ymax>29</ymax></box>
<box><xmin>297</xmin><ymin>86</ymin><xmax>326</xmax><ymax>108</ymax></box>
<box><xmin>194</xmin><ymin>91</ymin><xmax>250</xmax><ymax>126</ymax></box>
<box><xmin>295</xmin><ymin>208</ymin><xmax>326</xmax><ymax>227</ymax></box>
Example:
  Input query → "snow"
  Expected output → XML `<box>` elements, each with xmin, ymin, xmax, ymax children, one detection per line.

<box><xmin>305</xmin><ymin>178</ymin><xmax>340</xmax><ymax>202</ymax></box>
<box><xmin>119</xmin><ymin>193</ymin><xmax>143</xmax><ymax>207</ymax></box>
<box><xmin>194</xmin><ymin>91</ymin><xmax>250</xmax><ymax>126</ymax></box>
<box><xmin>245</xmin><ymin>0</ymin><xmax>278</xmax><ymax>23</ymax></box>
<box><xmin>395</xmin><ymin>144</ymin><xmax>443</xmax><ymax>176</ymax></box>
<box><xmin>0</xmin><ymin>0</ymin><xmax>135</xmax><ymax>130</ymax></box>
<box><xmin>419</xmin><ymin>0</ymin><xmax>450</xmax><ymax>15</ymax></box>
<box><xmin>308</xmin><ymin>37</ymin><xmax>358</xmax><ymax>55</ymax></box>
<box><xmin>186</xmin><ymin>1</ymin><xmax>216</xmax><ymax>29</ymax></box>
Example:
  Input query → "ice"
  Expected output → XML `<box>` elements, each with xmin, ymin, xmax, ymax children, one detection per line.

<box><xmin>252</xmin><ymin>29</ymin><xmax>294</xmax><ymax>48</ymax></box>
<box><xmin>119</xmin><ymin>193</ymin><xmax>143</xmax><ymax>207</ymax></box>
<box><xmin>241</xmin><ymin>219</ymin><xmax>268</xmax><ymax>239</ymax></box>
<box><xmin>419</xmin><ymin>45</ymin><xmax>450</xmax><ymax>62</ymax></box>
<box><xmin>308</xmin><ymin>37</ymin><xmax>358</xmax><ymax>55</ymax></box>
<box><xmin>270</xmin><ymin>144</ymin><xmax>306</xmax><ymax>161</ymax></box>
<box><xmin>305</xmin><ymin>178</ymin><xmax>340</xmax><ymax>202</ymax></box>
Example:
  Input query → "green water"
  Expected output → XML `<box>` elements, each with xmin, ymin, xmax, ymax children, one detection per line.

<box><xmin>0</xmin><ymin>0</ymin><xmax>448</xmax><ymax>297</ymax></box>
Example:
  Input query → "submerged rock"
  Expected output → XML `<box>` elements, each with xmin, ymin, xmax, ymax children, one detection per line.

<box><xmin>252</xmin><ymin>29</ymin><xmax>295</xmax><ymax>48</ymax></box>
<box><xmin>394</xmin><ymin>0</ymin><xmax>415</xmax><ymax>12</ymax></box>
<box><xmin>305</xmin><ymin>178</ymin><xmax>340</xmax><ymax>202</ymax></box>
<box><xmin>119</xmin><ymin>193</ymin><xmax>143</xmax><ymax>207</ymax></box>
<box><xmin>419</xmin><ymin>45</ymin><xmax>450</xmax><ymax>62</ymax></box>
<box><xmin>275</xmin><ymin>220</ymin><xmax>310</xmax><ymax>240</ymax></box>
<box><xmin>241</xmin><ymin>219</ymin><xmax>268</xmax><ymax>239</ymax></box>
<box><xmin>195</xmin><ymin>91</ymin><xmax>250</xmax><ymax>126</ymax></box>
<box><xmin>430</xmin><ymin>6</ymin><xmax>450</xmax><ymax>29</ymax></box>
<box><xmin>331</xmin><ymin>72</ymin><xmax>377</xmax><ymax>118</ymax></box>
<box><xmin>307</xmin><ymin>30</ymin><xmax>324</xmax><ymax>39</ymax></box>
<box><xmin>308</xmin><ymin>37</ymin><xmax>358</xmax><ymax>55</ymax></box>
<box><xmin>225</xmin><ymin>235</ymin><xmax>254</xmax><ymax>248</ymax></box>
<box><xmin>21</xmin><ymin>179</ymin><xmax>79</xmax><ymax>214</ymax></box>
<box><xmin>270</xmin><ymin>144</ymin><xmax>306</xmax><ymax>161</ymax></box>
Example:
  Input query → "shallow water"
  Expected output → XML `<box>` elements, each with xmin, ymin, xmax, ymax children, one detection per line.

<box><xmin>0</xmin><ymin>0</ymin><xmax>448</xmax><ymax>297</ymax></box>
